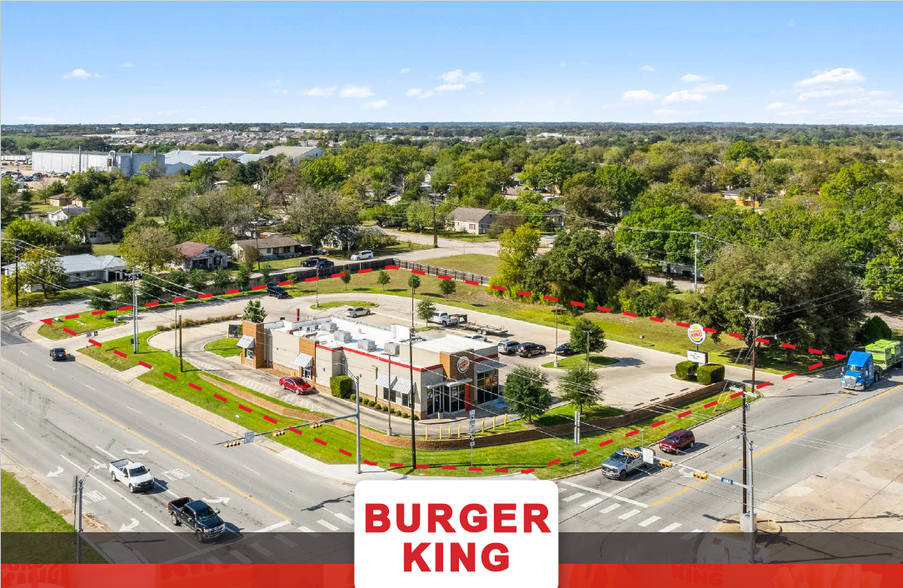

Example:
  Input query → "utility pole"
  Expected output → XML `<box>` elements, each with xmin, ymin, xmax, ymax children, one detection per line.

<box><xmin>743</xmin><ymin>313</ymin><xmax>764</xmax><ymax>517</ymax></box>
<box><xmin>431</xmin><ymin>199</ymin><xmax>438</xmax><ymax>248</ymax></box>
<box><xmin>748</xmin><ymin>438</ymin><xmax>757</xmax><ymax>562</ymax></box>
<box><xmin>13</xmin><ymin>242</ymin><xmax>20</xmax><ymax>308</ymax></box>
<box><xmin>130</xmin><ymin>271</ymin><xmax>139</xmax><ymax>354</ymax></box>
<box><xmin>72</xmin><ymin>474</ymin><xmax>86</xmax><ymax>563</ymax></box>
<box><xmin>693</xmin><ymin>232</ymin><xmax>699</xmax><ymax>293</ymax></box>
<box><xmin>178</xmin><ymin>315</ymin><xmax>184</xmax><ymax>373</ymax></box>
<box><xmin>554</xmin><ymin>308</ymin><xmax>560</xmax><ymax>367</ymax></box>
<box><xmin>409</xmin><ymin>310</ymin><xmax>417</xmax><ymax>468</ymax></box>
<box><xmin>355</xmin><ymin>373</ymin><xmax>362</xmax><ymax>475</ymax></box>
<box><xmin>387</xmin><ymin>357</ymin><xmax>393</xmax><ymax>436</ymax></box>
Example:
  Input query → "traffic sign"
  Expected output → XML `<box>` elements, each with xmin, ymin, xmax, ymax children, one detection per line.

<box><xmin>243</xmin><ymin>432</ymin><xmax>255</xmax><ymax>445</ymax></box>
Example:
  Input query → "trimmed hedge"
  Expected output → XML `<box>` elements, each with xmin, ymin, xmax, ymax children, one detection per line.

<box><xmin>697</xmin><ymin>363</ymin><xmax>725</xmax><ymax>385</ymax></box>
<box><xmin>330</xmin><ymin>375</ymin><xmax>354</xmax><ymax>399</ymax></box>
<box><xmin>675</xmin><ymin>360</ymin><xmax>698</xmax><ymax>381</ymax></box>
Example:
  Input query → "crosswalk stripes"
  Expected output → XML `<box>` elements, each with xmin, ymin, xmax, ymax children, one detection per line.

<box><xmin>230</xmin><ymin>550</ymin><xmax>252</xmax><ymax>564</ymax></box>
<box><xmin>637</xmin><ymin>515</ymin><xmax>661</xmax><ymax>528</ymax></box>
<box><xmin>618</xmin><ymin>508</ymin><xmax>640</xmax><ymax>520</ymax></box>
<box><xmin>249</xmin><ymin>543</ymin><xmax>274</xmax><ymax>557</ymax></box>
<box><xmin>298</xmin><ymin>526</ymin><xmax>320</xmax><ymax>536</ymax></box>
<box><xmin>562</xmin><ymin>492</ymin><xmax>585</xmax><ymax>503</ymax></box>
<box><xmin>659</xmin><ymin>522</ymin><xmax>682</xmax><ymax>533</ymax></box>
<box><xmin>681</xmin><ymin>529</ymin><xmax>703</xmax><ymax>540</ymax></box>
<box><xmin>580</xmin><ymin>497</ymin><xmax>604</xmax><ymax>509</ymax></box>
<box><xmin>600</xmin><ymin>504</ymin><xmax>621</xmax><ymax>514</ymax></box>
<box><xmin>274</xmin><ymin>535</ymin><xmax>297</xmax><ymax>547</ymax></box>
<box><xmin>317</xmin><ymin>519</ymin><xmax>340</xmax><ymax>532</ymax></box>
<box><xmin>333</xmin><ymin>512</ymin><xmax>355</xmax><ymax>525</ymax></box>
<box><xmin>558</xmin><ymin>487</ymin><xmax>567</xmax><ymax>493</ymax></box>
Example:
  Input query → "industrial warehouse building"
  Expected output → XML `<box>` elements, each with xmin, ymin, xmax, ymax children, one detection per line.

<box><xmin>31</xmin><ymin>149</ymin><xmax>164</xmax><ymax>178</ymax></box>
<box><xmin>236</xmin><ymin>316</ymin><xmax>503</xmax><ymax>419</ymax></box>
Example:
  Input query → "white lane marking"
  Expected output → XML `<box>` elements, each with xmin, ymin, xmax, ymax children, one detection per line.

<box><xmin>47</xmin><ymin>366</ymin><xmax>56</xmax><ymax>371</ymax></box>
<box><xmin>558</xmin><ymin>487</ymin><xmax>567</xmax><ymax>493</ymax></box>
<box><xmin>179</xmin><ymin>433</ymin><xmax>196</xmax><ymax>443</ymax></box>
<box><xmin>256</xmin><ymin>520</ymin><xmax>290</xmax><ymax>533</ymax></box>
<box><xmin>19</xmin><ymin>351</ymin><xmax>29</xmax><ymax>356</ymax></box>
<box><xmin>618</xmin><ymin>509</ymin><xmax>640</xmax><ymax>520</ymax></box>
<box><xmin>13</xmin><ymin>422</ymin><xmax>25</xmax><ymax>431</ymax></box>
<box><xmin>681</xmin><ymin>529</ymin><xmax>703</xmax><ymax>540</ymax></box>
<box><xmin>208</xmin><ymin>557</ymin><xmax>223</xmax><ymax>564</ymax></box>
<box><xmin>84</xmin><ymin>384</ymin><xmax>96</xmax><ymax>391</ymax></box>
<box><xmin>332</xmin><ymin>512</ymin><xmax>355</xmax><ymax>525</ymax></box>
<box><xmin>154</xmin><ymin>481</ymin><xmax>179</xmax><ymax>498</ymax></box>
<box><xmin>638</xmin><ymin>515</ymin><xmax>661</xmax><ymax>528</ymax></box>
<box><xmin>249</xmin><ymin>543</ymin><xmax>273</xmax><ymax>557</ymax></box>
<box><xmin>317</xmin><ymin>519</ymin><xmax>339</xmax><ymax>532</ymax></box>
<box><xmin>230</xmin><ymin>550</ymin><xmax>252</xmax><ymax>564</ymax></box>
<box><xmin>94</xmin><ymin>445</ymin><xmax>118</xmax><ymax>460</ymax></box>
<box><xmin>242</xmin><ymin>465</ymin><xmax>260</xmax><ymax>476</ymax></box>
<box><xmin>600</xmin><ymin>504</ymin><xmax>621</xmax><ymax>514</ymax></box>
<box><xmin>126</xmin><ymin>406</ymin><xmax>140</xmax><ymax>414</ymax></box>
<box><xmin>298</xmin><ymin>526</ymin><xmax>319</xmax><ymax>535</ymax></box>
<box><xmin>274</xmin><ymin>535</ymin><xmax>297</xmax><ymax>547</ymax></box>
<box><xmin>562</xmin><ymin>492</ymin><xmax>585</xmax><ymax>503</ymax></box>
<box><xmin>660</xmin><ymin>522</ymin><xmax>682</xmax><ymax>533</ymax></box>
<box><xmin>561</xmin><ymin>481</ymin><xmax>648</xmax><ymax>508</ymax></box>
<box><xmin>579</xmin><ymin>497</ymin><xmax>604</xmax><ymax>509</ymax></box>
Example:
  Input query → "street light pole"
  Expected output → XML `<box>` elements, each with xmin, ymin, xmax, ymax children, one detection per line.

<box><xmin>387</xmin><ymin>357</ymin><xmax>393</xmax><ymax>436</ymax></box>
<box><xmin>13</xmin><ymin>243</ymin><xmax>19</xmax><ymax>308</ymax></box>
<box><xmin>178</xmin><ymin>314</ymin><xmax>184</xmax><ymax>373</ymax></box>
<box><xmin>743</xmin><ymin>313</ymin><xmax>763</xmax><ymax>516</ymax></box>
<box><xmin>554</xmin><ymin>308</ymin><xmax>559</xmax><ymax>368</ymax></box>
<box><xmin>130</xmin><ymin>271</ymin><xmax>139</xmax><ymax>354</ymax></box>
<box><xmin>355</xmin><ymin>373</ymin><xmax>362</xmax><ymax>475</ymax></box>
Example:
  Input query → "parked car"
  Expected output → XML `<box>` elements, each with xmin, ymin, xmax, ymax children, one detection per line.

<box><xmin>600</xmin><ymin>447</ymin><xmax>649</xmax><ymax>481</ymax></box>
<box><xmin>466</xmin><ymin>333</ymin><xmax>488</xmax><ymax>341</ymax></box>
<box><xmin>428</xmin><ymin>312</ymin><xmax>460</xmax><ymax>327</ymax></box>
<box><xmin>168</xmin><ymin>497</ymin><xmax>226</xmax><ymax>543</ymax></box>
<box><xmin>659</xmin><ymin>429</ymin><xmax>695</xmax><ymax>454</ymax></box>
<box><xmin>554</xmin><ymin>343</ymin><xmax>574</xmax><ymax>356</ymax></box>
<box><xmin>266</xmin><ymin>284</ymin><xmax>290</xmax><ymax>299</ymax></box>
<box><xmin>108</xmin><ymin>459</ymin><xmax>155</xmax><ymax>493</ymax></box>
<box><xmin>351</xmin><ymin>250</ymin><xmax>374</xmax><ymax>261</ymax></box>
<box><xmin>316</xmin><ymin>259</ymin><xmax>335</xmax><ymax>269</ymax></box>
<box><xmin>314</xmin><ymin>247</ymin><xmax>328</xmax><ymax>255</ymax></box>
<box><xmin>498</xmin><ymin>340</ymin><xmax>521</xmax><ymax>355</ymax></box>
<box><xmin>302</xmin><ymin>257</ymin><xmax>320</xmax><ymax>267</ymax></box>
<box><xmin>517</xmin><ymin>342</ymin><xmax>546</xmax><ymax>358</ymax></box>
<box><xmin>279</xmin><ymin>376</ymin><xmax>314</xmax><ymax>395</ymax></box>
<box><xmin>49</xmin><ymin>348</ymin><xmax>71</xmax><ymax>362</ymax></box>
<box><xmin>346</xmin><ymin>307</ymin><xmax>371</xmax><ymax>318</ymax></box>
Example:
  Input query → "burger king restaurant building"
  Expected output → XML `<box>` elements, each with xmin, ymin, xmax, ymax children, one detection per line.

<box><xmin>237</xmin><ymin>317</ymin><xmax>504</xmax><ymax>419</ymax></box>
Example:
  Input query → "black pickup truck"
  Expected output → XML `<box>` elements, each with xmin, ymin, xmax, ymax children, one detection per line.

<box><xmin>168</xmin><ymin>497</ymin><xmax>227</xmax><ymax>542</ymax></box>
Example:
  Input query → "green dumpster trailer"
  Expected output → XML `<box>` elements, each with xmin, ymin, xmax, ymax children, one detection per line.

<box><xmin>865</xmin><ymin>339</ymin><xmax>903</xmax><ymax>370</ymax></box>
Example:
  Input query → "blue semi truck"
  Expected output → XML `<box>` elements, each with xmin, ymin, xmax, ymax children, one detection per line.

<box><xmin>841</xmin><ymin>340</ymin><xmax>902</xmax><ymax>391</ymax></box>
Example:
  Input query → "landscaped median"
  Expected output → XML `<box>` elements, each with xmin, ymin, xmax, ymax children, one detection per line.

<box><xmin>78</xmin><ymin>330</ymin><xmax>747</xmax><ymax>479</ymax></box>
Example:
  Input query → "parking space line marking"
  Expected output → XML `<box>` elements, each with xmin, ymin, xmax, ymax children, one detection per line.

<box><xmin>638</xmin><ymin>515</ymin><xmax>660</xmax><ymax>527</ymax></box>
<box><xmin>600</xmin><ymin>504</ymin><xmax>621</xmax><ymax>514</ymax></box>
<box><xmin>660</xmin><ymin>522</ymin><xmax>682</xmax><ymax>533</ymax></box>
<box><xmin>230</xmin><ymin>550</ymin><xmax>252</xmax><ymax>564</ymax></box>
<box><xmin>317</xmin><ymin>519</ymin><xmax>339</xmax><ymax>531</ymax></box>
<box><xmin>13</xmin><ymin>422</ymin><xmax>25</xmax><ymax>431</ymax></box>
<box><xmin>256</xmin><ymin>520</ymin><xmax>290</xmax><ymax>533</ymax></box>
<box><xmin>580</xmin><ymin>497</ymin><xmax>604</xmax><ymax>509</ymax></box>
<box><xmin>274</xmin><ymin>535</ymin><xmax>297</xmax><ymax>548</ymax></box>
<box><xmin>563</xmin><ymin>492</ymin><xmax>585</xmax><ymax>503</ymax></box>
<box><xmin>249</xmin><ymin>543</ymin><xmax>273</xmax><ymax>557</ymax></box>
<box><xmin>561</xmin><ymin>481</ymin><xmax>649</xmax><ymax>508</ymax></box>
<box><xmin>618</xmin><ymin>509</ymin><xmax>640</xmax><ymax>520</ymax></box>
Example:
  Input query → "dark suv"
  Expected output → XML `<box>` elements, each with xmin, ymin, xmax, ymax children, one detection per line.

<box><xmin>517</xmin><ymin>342</ymin><xmax>546</xmax><ymax>358</ymax></box>
<box><xmin>267</xmin><ymin>284</ymin><xmax>290</xmax><ymax>299</ymax></box>
<box><xmin>659</xmin><ymin>429</ymin><xmax>696</xmax><ymax>454</ymax></box>
<box><xmin>302</xmin><ymin>257</ymin><xmax>320</xmax><ymax>267</ymax></box>
<box><xmin>49</xmin><ymin>348</ymin><xmax>70</xmax><ymax>361</ymax></box>
<box><xmin>554</xmin><ymin>343</ymin><xmax>574</xmax><ymax>356</ymax></box>
<box><xmin>498</xmin><ymin>340</ymin><xmax>520</xmax><ymax>355</ymax></box>
<box><xmin>316</xmin><ymin>259</ymin><xmax>335</xmax><ymax>269</ymax></box>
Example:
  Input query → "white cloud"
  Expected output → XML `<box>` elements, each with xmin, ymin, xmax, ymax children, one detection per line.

<box><xmin>305</xmin><ymin>86</ymin><xmax>337</xmax><ymax>97</ymax></box>
<box><xmin>121</xmin><ymin>62</ymin><xmax>133</xmax><ymax>68</ymax></box>
<box><xmin>339</xmin><ymin>84</ymin><xmax>373</xmax><ymax>98</ymax></box>
<box><xmin>17</xmin><ymin>115</ymin><xmax>56</xmax><ymax>123</ymax></box>
<box><xmin>400</xmin><ymin>68</ymin><xmax>410</xmax><ymax>74</ymax></box>
<box><xmin>63</xmin><ymin>68</ymin><xmax>99</xmax><ymax>79</ymax></box>
<box><xmin>406</xmin><ymin>88</ymin><xmax>423</xmax><ymax>97</ymax></box>
<box><xmin>695</xmin><ymin>83</ymin><xmax>729</xmax><ymax>93</ymax></box>
<box><xmin>681</xmin><ymin>73</ymin><xmax>707</xmax><ymax>82</ymax></box>
<box><xmin>438</xmin><ymin>69</ymin><xmax>483</xmax><ymax>84</ymax></box>
<box><xmin>662</xmin><ymin>90</ymin><xmax>707</xmax><ymax>104</ymax></box>
<box><xmin>795</xmin><ymin>67</ymin><xmax>864</xmax><ymax>87</ymax></box>
<box><xmin>436</xmin><ymin>83</ymin><xmax>466</xmax><ymax>92</ymax></box>
<box><xmin>640</xmin><ymin>65</ymin><xmax>655</xmax><ymax>72</ymax></box>
<box><xmin>654</xmin><ymin>109</ymin><xmax>677</xmax><ymax>115</ymax></box>
<box><xmin>419</xmin><ymin>90</ymin><xmax>434</xmax><ymax>99</ymax></box>
<box><xmin>765</xmin><ymin>102</ymin><xmax>789</xmax><ymax>111</ymax></box>
<box><xmin>364</xmin><ymin>99</ymin><xmax>389</xmax><ymax>110</ymax></box>
<box><xmin>798</xmin><ymin>87</ymin><xmax>889</xmax><ymax>102</ymax></box>
<box><xmin>621</xmin><ymin>89</ymin><xmax>660</xmax><ymax>102</ymax></box>
<box><xmin>764</xmin><ymin>102</ymin><xmax>812</xmax><ymax>116</ymax></box>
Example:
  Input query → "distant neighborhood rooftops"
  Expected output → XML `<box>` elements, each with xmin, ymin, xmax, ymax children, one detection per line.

<box><xmin>2</xmin><ymin>253</ymin><xmax>126</xmax><ymax>275</ymax></box>
<box><xmin>448</xmin><ymin>207</ymin><xmax>495</xmax><ymax>223</ymax></box>
<box><xmin>260</xmin><ymin>146</ymin><xmax>323</xmax><ymax>162</ymax></box>
<box><xmin>233</xmin><ymin>234</ymin><xmax>305</xmax><ymax>249</ymax></box>
<box><xmin>52</xmin><ymin>205</ymin><xmax>89</xmax><ymax>218</ymax></box>
<box><xmin>164</xmin><ymin>150</ymin><xmax>246</xmax><ymax>167</ymax></box>
<box><xmin>174</xmin><ymin>241</ymin><xmax>213</xmax><ymax>259</ymax></box>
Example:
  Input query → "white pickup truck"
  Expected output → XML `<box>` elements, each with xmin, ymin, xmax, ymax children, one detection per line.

<box><xmin>109</xmin><ymin>459</ymin><xmax>156</xmax><ymax>493</ymax></box>
<box><xmin>428</xmin><ymin>312</ymin><xmax>460</xmax><ymax>327</ymax></box>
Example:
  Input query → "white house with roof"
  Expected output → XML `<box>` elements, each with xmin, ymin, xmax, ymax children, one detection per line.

<box><xmin>170</xmin><ymin>242</ymin><xmax>230</xmax><ymax>271</ymax></box>
<box><xmin>260</xmin><ymin>146</ymin><xmax>323</xmax><ymax>163</ymax></box>
<box><xmin>1</xmin><ymin>254</ymin><xmax>127</xmax><ymax>292</ymax></box>
<box><xmin>447</xmin><ymin>207</ymin><xmax>497</xmax><ymax>235</ymax></box>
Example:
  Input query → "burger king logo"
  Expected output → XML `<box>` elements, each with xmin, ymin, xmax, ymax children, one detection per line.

<box><xmin>456</xmin><ymin>356</ymin><xmax>471</xmax><ymax>374</ymax></box>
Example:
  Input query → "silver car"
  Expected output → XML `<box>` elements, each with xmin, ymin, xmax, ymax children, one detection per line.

<box><xmin>346</xmin><ymin>307</ymin><xmax>371</xmax><ymax>318</ymax></box>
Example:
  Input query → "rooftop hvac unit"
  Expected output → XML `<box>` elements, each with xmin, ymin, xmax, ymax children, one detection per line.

<box><xmin>358</xmin><ymin>339</ymin><xmax>376</xmax><ymax>352</ymax></box>
<box><xmin>384</xmin><ymin>342</ymin><xmax>400</xmax><ymax>356</ymax></box>
<box><xmin>328</xmin><ymin>322</ymin><xmax>338</xmax><ymax>332</ymax></box>
<box><xmin>335</xmin><ymin>330</ymin><xmax>352</xmax><ymax>343</ymax></box>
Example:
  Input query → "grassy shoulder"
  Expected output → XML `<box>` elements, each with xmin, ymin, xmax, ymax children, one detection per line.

<box><xmin>1</xmin><ymin>469</ymin><xmax>107</xmax><ymax>563</ymax></box>
<box><xmin>79</xmin><ymin>330</ymin><xmax>744</xmax><ymax>479</ymax></box>
<box><xmin>204</xmin><ymin>337</ymin><xmax>243</xmax><ymax>358</ymax></box>
<box><xmin>313</xmin><ymin>300</ymin><xmax>377</xmax><ymax>310</ymax></box>
<box><xmin>422</xmin><ymin>254</ymin><xmax>500</xmax><ymax>276</ymax></box>
<box><xmin>541</xmin><ymin>354</ymin><xmax>619</xmax><ymax>369</ymax></box>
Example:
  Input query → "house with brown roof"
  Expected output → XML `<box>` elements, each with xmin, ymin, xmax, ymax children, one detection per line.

<box><xmin>231</xmin><ymin>234</ymin><xmax>310</xmax><ymax>262</ymax></box>
<box><xmin>171</xmin><ymin>241</ymin><xmax>230</xmax><ymax>271</ymax></box>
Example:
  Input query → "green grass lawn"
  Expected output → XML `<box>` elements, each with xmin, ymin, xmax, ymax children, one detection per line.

<box><xmin>79</xmin><ymin>330</ymin><xmax>745</xmax><ymax>478</ymax></box>
<box><xmin>438</xmin><ymin>231</ymin><xmax>498</xmax><ymax>243</ymax></box>
<box><xmin>534</xmin><ymin>403</ymin><xmax>625</xmax><ymax>427</ymax></box>
<box><xmin>204</xmin><ymin>337</ymin><xmax>243</xmax><ymax>358</ymax></box>
<box><xmin>425</xmin><ymin>254</ymin><xmax>500</xmax><ymax>277</ymax></box>
<box><xmin>0</xmin><ymin>277</ymin><xmax>84</xmax><ymax>311</ymax></box>
<box><xmin>541</xmin><ymin>354</ymin><xmax>619</xmax><ymax>369</ymax></box>
<box><xmin>1</xmin><ymin>470</ymin><xmax>107</xmax><ymax>563</ymax></box>
<box><xmin>91</xmin><ymin>243</ymin><xmax>120</xmax><ymax>256</ymax></box>
<box><xmin>313</xmin><ymin>300</ymin><xmax>378</xmax><ymax>309</ymax></box>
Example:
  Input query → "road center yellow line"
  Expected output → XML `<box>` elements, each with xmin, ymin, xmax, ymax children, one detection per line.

<box><xmin>2</xmin><ymin>358</ymin><xmax>292</xmax><ymax>523</ymax></box>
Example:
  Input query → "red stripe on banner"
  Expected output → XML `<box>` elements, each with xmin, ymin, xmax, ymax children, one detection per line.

<box><xmin>809</xmin><ymin>362</ymin><xmax>823</xmax><ymax>370</ymax></box>
<box><xmin>441</xmin><ymin>465</ymin><xmax>456</xmax><ymax>470</ymax></box>
<box><xmin>626</xmin><ymin>429</ymin><xmax>640</xmax><ymax>437</ymax></box>
<box><xmin>599</xmin><ymin>439</ymin><xmax>613</xmax><ymax>447</ymax></box>
<box><xmin>145</xmin><ymin>301</ymin><xmax>159</xmax><ymax>308</ymax></box>
<box><xmin>730</xmin><ymin>391</ymin><xmax>744</xmax><ymax>399</ymax></box>
<box><xmin>495</xmin><ymin>468</ymin><xmax>509</xmax><ymax>473</ymax></box>
<box><xmin>339</xmin><ymin>449</ymin><xmax>353</xmax><ymax>457</ymax></box>
<box><xmin>490</xmin><ymin>285</ymin><xmax>506</xmax><ymax>291</ymax></box>
<box><xmin>118</xmin><ymin>305</ymin><xmax>132</xmax><ymax>311</ymax></box>
<box><xmin>547</xmin><ymin>458</ymin><xmax>562</xmax><ymax>466</ymax></box>
<box><xmin>65</xmin><ymin>314</ymin><xmax>79</xmax><ymax>319</ymax></box>
<box><xmin>252</xmin><ymin>285</ymin><xmax>266</xmax><ymax>291</ymax></box>
<box><xmin>40</xmin><ymin>318</ymin><xmax>53</xmax><ymax>325</ymax></box>
<box><xmin>189</xmin><ymin>383</ymin><xmax>202</xmax><ymax>391</ymax></box>
<box><xmin>573</xmin><ymin>449</ymin><xmax>588</xmax><ymax>457</ymax></box>
<box><xmin>389</xmin><ymin>462</ymin><xmax>403</xmax><ymax>468</ymax></box>
<box><xmin>623</xmin><ymin>311</ymin><xmax>638</xmax><ymax>318</ymax></box>
<box><xmin>651</xmin><ymin>420</ymin><xmax>666</xmax><ymax>428</ymax></box>
<box><xmin>113</xmin><ymin>350</ymin><xmax>128</xmax><ymax>358</ymax></box>
<box><xmin>438</xmin><ymin>274</ymin><xmax>451</xmax><ymax>280</ymax></box>
<box><xmin>225</xmin><ymin>289</ymin><xmax>239</xmax><ymax>294</ymax></box>
<box><xmin>729</xmin><ymin>332</ymin><xmax>744</xmax><ymax>339</ymax></box>
<box><xmin>88</xmin><ymin>339</ymin><xmax>101</xmax><ymax>346</ymax></box>
<box><xmin>783</xmin><ymin>372</ymin><xmax>796</xmax><ymax>380</ymax></box>
<box><xmin>239</xmin><ymin>404</ymin><xmax>252</xmax><ymax>413</ymax></box>
<box><xmin>808</xmin><ymin>348</ymin><xmax>823</xmax><ymax>355</ymax></box>
<box><xmin>314</xmin><ymin>437</ymin><xmax>327</xmax><ymax>446</ymax></box>
<box><xmin>756</xmin><ymin>382</ymin><xmax>772</xmax><ymax>389</ymax></box>
<box><xmin>650</xmin><ymin>316</ymin><xmax>664</xmax><ymax>323</ymax></box>
<box><xmin>521</xmin><ymin>468</ymin><xmax>535</xmax><ymax>474</ymax></box>
<box><xmin>198</xmin><ymin>293</ymin><xmax>212</xmax><ymax>299</ymax></box>
<box><xmin>278</xmin><ymin>280</ymin><xmax>293</xmax><ymax>286</ymax></box>
<box><xmin>704</xmin><ymin>401</ymin><xmax>718</xmax><ymax>408</ymax></box>
<box><xmin>289</xmin><ymin>427</ymin><xmax>302</xmax><ymax>435</ymax></box>
<box><xmin>214</xmin><ymin>394</ymin><xmax>227</xmax><ymax>402</ymax></box>
<box><xmin>305</xmin><ymin>276</ymin><xmax>319</xmax><ymax>282</ymax></box>
<box><xmin>163</xmin><ymin>372</ymin><xmax>176</xmax><ymax>380</ymax></box>
<box><xmin>517</xmin><ymin>290</ymin><xmax>533</xmax><ymax>297</ymax></box>
<box><xmin>676</xmin><ymin>322</ymin><xmax>691</xmax><ymax>328</ymax></box>
<box><xmin>385</xmin><ymin>265</ymin><xmax>399</xmax><ymax>270</ymax></box>
<box><xmin>597</xmin><ymin>306</ymin><xmax>612</xmax><ymax>312</ymax></box>
<box><xmin>678</xmin><ymin>410</ymin><xmax>692</xmax><ymax>418</ymax></box>
<box><xmin>415</xmin><ymin>464</ymin><xmax>429</xmax><ymax>469</ymax></box>
<box><xmin>703</xmin><ymin>327</ymin><xmax>717</xmax><ymax>333</ymax></box>
<box><xmin>412</xmin><ymin>269</ymin><xmax>425</xmax><ymax>275</ymax></box>
<box><xmin>781</xmin><ymin>342</ymin><xmax>796</xmax><ymax>349</ymax></box>
<box><xmin>91</xmin><ymin>310</ymin><xmax>106</xmax><ymax>316</ymax></box>
<box><xmin>358</xmin><ymin>268</ymin><xmax>373</xmax><ymax>274</ymax></box>
<box><xmin>570</xmin><ymin>300</ymin><xmax>585</xmax><ymax>307</ymax></box>
<box><xmin>364</xmin><ymin>460</ymin><xmax>378</xmax><ymax>466</ymax></box>
<box><xmin>544</xmin><ymin>295</ymin><xmax>558</xmax><ymax>302</ymax></box>
<box><xmin>469</xmin><ymin>466</ymin><xmax>483</xmax><ymax>472</ymax></box>
<box><xmin>172</xmin><ymin>297</ymin><xmax>186</xmax><ymax>303</ymax></box>
<box><xmin>63</xmin><ymin>328</ymin><xmax>78</xmax><ymax>336</ymax></box>
<box><xmin>138</xmin><ymin>361</ymin><xmax>152</xmax><ymax>369</ymax></box>
<box><xmin>465</xmin><ymin>279</ymin><xmax>479</xmax><ymax>285</ymax></box>
<box><xmin>264</xmin><ymin>416</ymin><xmax>277</xmax><ymax>424</ymax></box>
<box><xmin>755</xmin><ymin>337</ymin><xmax>770</xmax><ymax>344</ymax></box>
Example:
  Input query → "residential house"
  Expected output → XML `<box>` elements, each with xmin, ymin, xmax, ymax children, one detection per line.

<box><xmin>543</xmin><ymin>208</ymin><xmax>565</xmax><ymax>228</ymax></box>
<box><xmin>322</xmin><ymin>225</ymin><xmax>388</xmax><ymax>250</ymax></box>
<box><xmin>46</xmin><ymin>194</ymin><xmax>74</xmax><ymax>207</ymax></box>
<box><xmin>1</xmin><ymin>254</ymin><xmax>127</xmax><ymax>292</ymax></box>
<box><xmin>721</xmin><ymin>188</ymin><xmax>762</xmax><ymax>209</ymax></box>
<box><xmin>231</xmin><ymin>235</ymin><xmax>309</xmax><ymax>262</ymax></box>
<box><xmin>447</xmin><ymin>207</ymin><xmax>497</xmax><ymax>235</ymax></box>
<box><xmin>171</xmin><ymin>242</ymin><xmax>230</xmax><ymax>271</ymax></box>
<box><xmin>260</xmin><ymin>146</ymin><xmax>323</xmax><ymax>163</ymax></box>
<box><xmin>47</xmin><ymin>206</ymin><xmax>89</xmax><ymax>227</ymax></box>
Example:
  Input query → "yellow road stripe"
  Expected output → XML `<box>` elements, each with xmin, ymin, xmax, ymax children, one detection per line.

<box><xmin>649</xmin><ymin>384</ymin><xmax>902</xmax><ymax>508</ymax></box>
<box><xmin>1</xmin><ymin>358</ymin><xmax>291</xmax><ymax>522</ymax></box>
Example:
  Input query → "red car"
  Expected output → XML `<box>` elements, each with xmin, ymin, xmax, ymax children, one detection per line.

<box><xmin>659</xmin><ymin>429</ymin><xmax>695</xmax><ymax>454</ymax></box>
<box><xmin>279</xmin><ymin>377</ymin><xmax>314</xmax><ymax>395</ymax></box>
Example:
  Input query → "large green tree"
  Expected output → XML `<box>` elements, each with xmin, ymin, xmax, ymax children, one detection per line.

<box><xmin>119</xmin><ymin>226</ymin><xmax>179</xmax><ymax>272</ymax></box>
<box><xmin>503</xmin><ymin>366</ymin><xmax>551</xmax><ymax>423</ymax></box>
<box><xmin>558</xmin><ymin>366</ymin><xmax>602</xmax><ymax>413</ymax></box>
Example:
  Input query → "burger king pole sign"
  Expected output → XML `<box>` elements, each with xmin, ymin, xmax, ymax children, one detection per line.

<box><xmin>687</xmin><ymin>323</ymin><xmax>706</xmax><ymax>348</ymax></box>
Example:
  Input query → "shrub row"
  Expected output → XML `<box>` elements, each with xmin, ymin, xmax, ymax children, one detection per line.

<box><xmin>156</xmin><ymin>314</ymin><xmax>240</xmax><ymax>332</ymax></box>
<box><xmin>674</xmin><ymin>361</ymin><xmax>724</xmax><ymax>384</ymax></box>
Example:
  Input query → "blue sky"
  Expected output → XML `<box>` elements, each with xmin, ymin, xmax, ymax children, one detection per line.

<box><xmin>2</xmin><ymin>2</ymin><xmax>902</xmax><ymax>125</ymax></box>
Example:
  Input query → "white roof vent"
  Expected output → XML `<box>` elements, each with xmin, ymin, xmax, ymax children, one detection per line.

<box><xmin>358</xmin><ymin>339</ymin><xmax>376</xmax><ymax>352</ymax></box>
<box><xmin>334</xmin><ymin>330</ymin><xmax>352</xmax><ymax>343</ymax></box>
